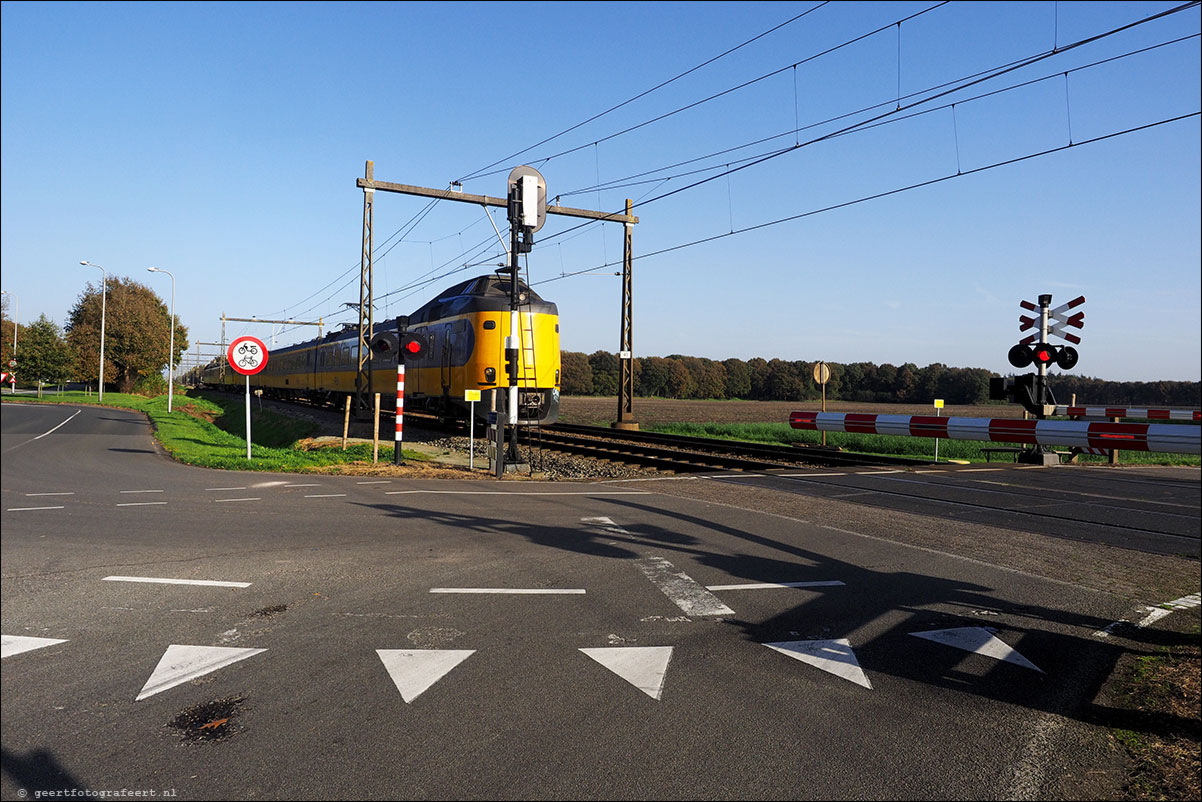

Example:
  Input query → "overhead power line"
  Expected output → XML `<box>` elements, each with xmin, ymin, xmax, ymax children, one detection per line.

<box><xmin>455</xmin><ymin>2</ymin><xmax>831</xmax><ymax>184</ymax></box>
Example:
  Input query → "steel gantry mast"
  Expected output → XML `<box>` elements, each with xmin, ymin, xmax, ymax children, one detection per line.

<box><xmin>357</xmin><ymin>160</ymin><xmax>376</xmax><ymax>413</ymax></box>
<box><xmin>354</xmin><ymin>161</ymin><xmax>640</xmax><ymax>441</ymax></box>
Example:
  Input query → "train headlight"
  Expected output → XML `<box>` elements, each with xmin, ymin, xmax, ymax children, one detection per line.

<box><xmin>484</xmin><ymin>367</ymin><xmax>496</xmax><ymax>383</ymax></box>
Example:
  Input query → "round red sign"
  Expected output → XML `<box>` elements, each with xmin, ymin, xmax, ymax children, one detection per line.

<box><xmin>227</xmin><ymin>336</ymin><xmax>269</xmax><ymax>376</ymax></box>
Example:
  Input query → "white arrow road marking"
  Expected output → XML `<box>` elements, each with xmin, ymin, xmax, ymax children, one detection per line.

<box><xmin>580</xmin><ymin>646</ymin><xmax>673</xmax><ymax>700</ymax></box>
<box><xmin>136</xmin><ymin>644</ymin><xmax>266</xmax><ymax>700</ymax></box>
<box><xmin>376</xmin><ymin>649</ymin><xmax>475</xmax><ymax>703</ymax></box>
<box><xmin>909</xmin><ymin>627</ymin><xmax>1043</xmax><ymax>673</ymax></box>
<box><xmin>2</xmin><ymin>635</ymin><xmax>68</xmax><ymax>659</ymax></box>
<box><xmin>764</xmin><ymin>639</ymin><xmax>873</xmax><ymax>689</ymax></box>
<box><xmin>103</xmin><ymin>576</ymin><xmax>251</xmax><ymax>588</ymax></box>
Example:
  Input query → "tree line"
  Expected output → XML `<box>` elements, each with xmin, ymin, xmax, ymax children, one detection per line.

<box><xmin>561</xmin><ymin>350</ymin><xmax>1201</xmax><ymax>407</ymax></box>
<box><xmin>0</xmin><ymin>278</ymin><xmax>188</xmax><ymax>393</ymax></box>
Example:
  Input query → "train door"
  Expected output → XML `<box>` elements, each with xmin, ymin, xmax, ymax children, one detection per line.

<box><xmin>440</xmin><ymin>323</ymin><xmax>452</xmax><ymax>396</ymax></box>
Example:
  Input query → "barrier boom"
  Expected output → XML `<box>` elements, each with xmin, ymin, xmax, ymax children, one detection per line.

<box><xmin>788</xmin><ymin>412</ymin><xmax>1200</xmax><ymax>455</ymax></box>
<box><xmin>1053</xmin><ymin>406</ymin><xmax>1200</xmax><ymax>421</ymax></box>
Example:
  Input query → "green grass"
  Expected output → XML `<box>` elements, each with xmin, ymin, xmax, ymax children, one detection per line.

<box><xmin>1</xmin><ymin>389</ymin><xmax>430</xmax><ymax>472</ymax></box>
<box><xmin>644</xmin><ymin>421</ymin><xmax>1201</xmax><ymax>465</ymax></box>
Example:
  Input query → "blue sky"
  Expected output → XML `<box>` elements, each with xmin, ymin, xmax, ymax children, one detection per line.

<box><xmin>2</xmin><ymin>1</ymin><xmax>1199</xmax><ymax>383</ymax></box>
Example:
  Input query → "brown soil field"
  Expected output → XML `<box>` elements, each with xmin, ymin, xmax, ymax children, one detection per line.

<box><xmin>558</xmin><ymin>396</ymin><xmax>1025</xmax><ymax>426</ymax></box>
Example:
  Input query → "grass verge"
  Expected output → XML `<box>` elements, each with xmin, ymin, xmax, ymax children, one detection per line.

<box><xmin>1108</xmin><ymin>621</ymin><xmax>1201</xmax><ymax>801</ymax></box>
<box><xmin>645</xmin><ymin>421</ymin><xmax>1200</xmax><ymax>465</ymax></box>
<box><xmin>1</xmin><ymin>389</ymin><xmax>431</xmax><ymax>472</ymax></box>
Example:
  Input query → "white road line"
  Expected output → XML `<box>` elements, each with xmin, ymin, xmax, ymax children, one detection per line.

<box><xmin>6</xmin><ymin>506</ymin><xmax>65</xmax><ymax>511</ymax></box>
<box><xmin>857</xmin><ymin>470</ymin><xmax>903</xmax><ymax>475</ymax></box>
<box><xmin>116</xmin><ymin>502</ymin><xmax>168</xmax><ymax>507</ymax></box>
<box><xmin>357</xmin><ymin>480</ymin><xmax>391</xmax><ymax>485</ymax></box>
<box><xmin>385</xmin><ymin>490</ymin><xmax>651</xmax><ymax>496</ymax></box>
<box><xmin>25</xmin><ymin>492</ymin><xmax>75</xmax><ymax>496</ymax></box>
<box><xmin>205</xmin><ymin>487</ymin><xmax>247</xmax><ymax>491</ymax></box>
<box><xmin>213</xmin><ymin>497</ymin><xmax>261</xmax><ymax>503</ymax></box>
<box><xmin>283</xmin><ymin>483</ymin><xmax>322</xmax><ymax>487</ymax></box>
<box><xmin>635</xmin><ymin>556</ymin><xmax>734</xmax><ymax>617</ymax></box>
<box><xmin>120</xmin><ymin>489</ymin><xmax>164</xmax><ymax>494</ymax></box>
<box><xmin>103</xmin><ymin>576</ymin><xmax>252</xmax><ymax>588</ymax></box>
<box><xmin>913</xmin><ymin>470</ymin><xmax>947</xmax><ymax>474</ymax></box>
<box><xmin>305</xmin><ymin>494</ymin><xmax>346</xmax><ymax>498</ymax></box>
<box><xmin>429</xmin><ymin>588</ymin><xmax>586</xmax><ymax>595</ymax></box>
<box><xmin>706</xmin><ymin>580</ymin><xmax>846</xmax><ymax>591</ymax></box>
<box><xmin>1095</xmin><ymin>592</ymin><xmax>1202</xmax><ymax>637</ymax></box>
<box><xmin>778</xmin><ymin>472</ymin><xmax>846</xmax><ymax>478</ymax></box>
<box><xmin>32</xmin><ymin>408</ymin><xmax>81</xmax><ymax>440</ymax></box>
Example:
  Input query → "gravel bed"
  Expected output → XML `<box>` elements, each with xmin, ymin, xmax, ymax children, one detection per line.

<box><xmin>416</xmin><ymin>430</ymin><xmax>660</xmax><ymax>481</ymax></box>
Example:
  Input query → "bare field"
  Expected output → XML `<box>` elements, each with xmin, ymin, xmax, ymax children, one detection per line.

<box><xmin>558</xmin><ymin>396</ymin><xmax>1023</xmax><ymax>427</ymax></box>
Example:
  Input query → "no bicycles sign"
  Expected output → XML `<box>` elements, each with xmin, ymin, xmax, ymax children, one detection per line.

<box><xmin>227</xmin><ymin>336</ymin><xmax>269</xmax><ymax>376</ymax></box>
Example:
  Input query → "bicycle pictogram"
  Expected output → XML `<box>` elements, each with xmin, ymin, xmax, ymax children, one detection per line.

<box><xmin>227</xmin><ymin>336</ymin><xmax>269</xmax><ymax>376</ymax></box>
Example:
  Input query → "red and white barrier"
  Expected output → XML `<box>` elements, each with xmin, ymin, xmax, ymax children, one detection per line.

<box><xmin>788</xmin><ymin>411</ymin><xmax>1201</xmax><ymax>455</ymax></box>
<box><xmin>1054</xmin><ymin>406</ymin><xmax>1200</xmax><ymax>422</ymax></box>
<box><xmin>395</xmin><ymin>364</ymin><xmax>405</xmax><ymax>445</ymax></box>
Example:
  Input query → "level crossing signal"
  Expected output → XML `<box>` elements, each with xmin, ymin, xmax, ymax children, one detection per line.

<box><xmin>993</xmin><ymin>294</ymin><xmax>1086</xmax><ymax>416</ymax></box>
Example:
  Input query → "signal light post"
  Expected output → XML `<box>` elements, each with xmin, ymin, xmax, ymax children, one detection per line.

<box><xmin>990</xmin><ymin>293</ymin><xmax>1087</xmax><ymax>463</ymax></box>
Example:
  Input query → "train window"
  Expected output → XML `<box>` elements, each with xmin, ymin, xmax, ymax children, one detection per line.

<box><xmin>483</xmin><ymin>320</ymin><xmax>496</xmax><ymax>330</ymax></box>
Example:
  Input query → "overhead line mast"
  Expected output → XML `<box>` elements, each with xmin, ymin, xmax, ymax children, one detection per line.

<box><xmin>354</xmin><ymin>161</ymin><xmax>642</xmax><ymax>455</ymax></box>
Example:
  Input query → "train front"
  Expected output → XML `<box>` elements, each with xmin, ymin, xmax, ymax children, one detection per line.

<box><xmin>464</xmin><ymin>275</ymin><xmax>561</xmax><ymax>426</ymax></box>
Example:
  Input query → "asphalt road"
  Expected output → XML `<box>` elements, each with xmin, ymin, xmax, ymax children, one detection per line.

<box><xmin>2</xmin><ymin>402</ymin><xmax>1199</xmax><ymax>801</ymax></box>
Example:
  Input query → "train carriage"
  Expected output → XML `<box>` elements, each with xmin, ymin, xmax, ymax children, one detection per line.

<box><xmin>202</xmin><ymin>273</ymin><xmax>560</xmax><ymax>424</ymax></box>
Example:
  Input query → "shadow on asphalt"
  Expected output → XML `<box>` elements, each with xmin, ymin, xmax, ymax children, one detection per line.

<box><xmin>353</xmin><ymin>496</ymin><xmax>1197</xmax><ymax>740</ymax></box>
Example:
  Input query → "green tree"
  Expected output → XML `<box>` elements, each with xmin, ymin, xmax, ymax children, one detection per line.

<box><xmin>21</xmin><ymin>314</ymin><xmax>75</xmax><ymax>387</ymax></box>
<box><xmin>588</xmin><ymin>350</ymin><xmax>619</xmax><ymax>396</ymax></box>
<box><xmin>722</xmin><ymin>358</ymin><xmax>751</xmax><ymax>399</ymax></box>
<box><xmin>560</xmin><ymin>351</ymin><xmax>593</xmax><ymax>395</ymax></box>
<box><xmin>65</xmin><ymin>276</ymin><xmax>189</xmax><ymax>393</ymax></box>
<box><xmin>637</xmin><ymin>356</ymin><xmax>671</xmax><ymax>397</ymax></box>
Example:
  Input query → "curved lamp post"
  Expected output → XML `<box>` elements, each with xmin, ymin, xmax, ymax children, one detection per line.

<box><xmin>147</xmin><ymin>267</ymin><xmax>176</xmax><ymax>412</ymax></box>
<box><xmin>79</xmin><ymin>261</ymin><xmax>107</xmax><ymax>401</ymax></box>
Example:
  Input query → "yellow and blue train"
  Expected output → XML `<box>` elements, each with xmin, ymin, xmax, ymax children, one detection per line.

<box><xmin>202</xmin><ymin>273</ymin><xmax>561</xmax><ymax>424</ymax></box>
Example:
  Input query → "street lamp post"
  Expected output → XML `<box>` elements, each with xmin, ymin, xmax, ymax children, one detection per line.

<box><xmin>147</xmin><ymin>267</ymin><xmax>176</xmax><ymax>412</ymax></box>
<box><xmin>79</xmin><ymin>261</ymin><xmax>107</xmax><ymax>401</ymax></box>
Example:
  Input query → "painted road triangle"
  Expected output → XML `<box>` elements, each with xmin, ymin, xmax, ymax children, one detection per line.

<box><xmin>764</xmin><ymin>638</ymin><xmax>873</xmax><ymax>689</ymax></box>
<box><xmin>136</xmin><ymin>644</ymin><xmax>266</xmax><ymax>701</ymax></box>
<box><xmin>377</xmin><ymin>649</ymin><xmax>475</xmax><ymax>703</ymax></box>
<box><xmin>580</xmin><ymin>646</ymin><xmax>673</xmax><ymax>700</ymax></box>
<box><xmin>910</xmin><ymin>627</ymin><xmax>1043</xmax><ymax>673</ymax></box>
<box><xmin>2</xmin><ymin>635</ymin><xmax>68</xmax><ymax>659</ymax></box>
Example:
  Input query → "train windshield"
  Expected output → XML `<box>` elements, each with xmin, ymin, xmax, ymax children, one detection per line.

<box><xmin>470</xmin><ymin>276</ymin><xmax>544</xmax><ymax>302</ymax></box>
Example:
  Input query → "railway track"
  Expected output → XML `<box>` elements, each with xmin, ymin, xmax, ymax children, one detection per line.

<box><xmin>521</xmin><ymin>422</ymin><xmax>930</xmax><ymax>473</ymax></box>
<box><xmin>202</xmin><ymin>389</ymin><xmax>928</xmax><ymax>474</ymax></box>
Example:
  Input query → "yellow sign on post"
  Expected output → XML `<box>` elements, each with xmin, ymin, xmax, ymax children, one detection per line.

<box><xmin>934</xmin><ymin>399</ymin><xmax>944</xmax><ymax>409</ymax></box>
<box><xmin>465</xmin><ymin>390</ymin><xmax>482</xmax><ymax>469</ymax></box>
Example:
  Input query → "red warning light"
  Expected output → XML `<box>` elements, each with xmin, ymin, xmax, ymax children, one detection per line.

<box><xmin>405</xmin><ymin>340</ymin><xmax>422</xmax><ymax>354</ymax></box>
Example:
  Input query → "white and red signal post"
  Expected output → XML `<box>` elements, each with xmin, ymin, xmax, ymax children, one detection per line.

<box><xmin>227</xmin><ymin>336</ymin><xmax>269</xmax><ymax>460</ymax></box>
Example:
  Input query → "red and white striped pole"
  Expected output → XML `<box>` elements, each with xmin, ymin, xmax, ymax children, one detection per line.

<box><xmin>1055</xmin><ymin>406</ymin><xmax>1200</xmax><ymax>421</ymax></box>
<box><xmin>788</xmin><ymin>411</ymin><xmax>1200</xmax><ymax>455</ymax></box>
<box><xmin>393</xmin><ymin>362</ymin><xmax>405</xmax><ymax>464</ymax></box>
